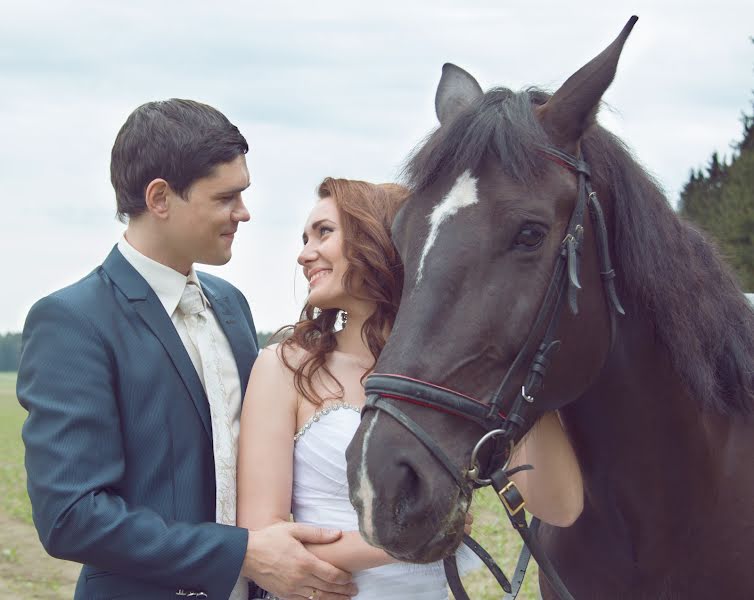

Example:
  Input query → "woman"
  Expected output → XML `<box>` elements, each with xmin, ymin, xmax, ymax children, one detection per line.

<box><xmin>237</xmin><ymin>178</ymin><xmax>583</xmax><ymax>600</ymax></box>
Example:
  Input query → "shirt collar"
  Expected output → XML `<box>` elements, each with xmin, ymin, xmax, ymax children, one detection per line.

<box><xmin>117</xmin><ymin>235</ymin><xmax>210</xmax><ymax>316</ymax></box>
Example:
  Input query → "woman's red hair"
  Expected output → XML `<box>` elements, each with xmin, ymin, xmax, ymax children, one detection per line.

<box><xmin>278</xmin><ymin>177</ymin><xmax>409</xmax><ymax>405</ymax></box>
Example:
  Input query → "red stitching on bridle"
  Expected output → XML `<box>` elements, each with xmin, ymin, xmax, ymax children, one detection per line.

<box><xmin>376</xmin><ymin>373</ymin><xmax>507</xmax><ymax>421</ymax></box>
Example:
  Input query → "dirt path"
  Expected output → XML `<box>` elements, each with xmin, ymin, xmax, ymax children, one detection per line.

<box><xmin>0</xmin><ymin>510</ymin><xmax>79</xmax><ymax>599</ymax></box>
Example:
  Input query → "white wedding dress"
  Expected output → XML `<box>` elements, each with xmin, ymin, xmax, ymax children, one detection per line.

<box><xmin>289</xmin><ymin>402</ymin><xmax>478</xmax><ymax>600</ymax></box>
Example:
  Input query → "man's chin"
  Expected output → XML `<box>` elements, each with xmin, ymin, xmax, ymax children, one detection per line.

<box><xmin>196</xmin><ymin>253</ymin><xmax>232</xmax><ymax>267</ymax></box>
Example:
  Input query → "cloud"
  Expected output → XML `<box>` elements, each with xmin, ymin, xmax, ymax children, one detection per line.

<box><xmin>1</xmin><ymin>0</ymin><xmax>753</xmax><ymax>334</ymax></box>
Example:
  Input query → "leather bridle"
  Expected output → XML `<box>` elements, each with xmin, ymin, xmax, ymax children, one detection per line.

<box><xmin>361</xmin><ymin>145</ymin><xmax>625</xmax><ymax>599</ymax></box>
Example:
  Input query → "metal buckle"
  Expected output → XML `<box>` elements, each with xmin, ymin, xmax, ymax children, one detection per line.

<box><xmin>467</xmin><ymin>429</ymin><xmax>513</xmax><ymax>486</ymax></box>
<box><xmin>499</xmin><ymin>480</ymin><xmax>526</xmax><ymax>515</ymax></box>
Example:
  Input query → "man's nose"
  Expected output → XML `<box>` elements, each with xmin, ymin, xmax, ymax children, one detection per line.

<box><xmin>234</xmin><ymin>200</ymin><xmax>251</xmax><ymax>222</ymax></box>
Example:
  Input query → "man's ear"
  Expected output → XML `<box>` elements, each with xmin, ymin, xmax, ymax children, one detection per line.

<box><xmin>144</xmin><ymin>179</ymin><xmax>171</xmax><ymax>219</ymax></box>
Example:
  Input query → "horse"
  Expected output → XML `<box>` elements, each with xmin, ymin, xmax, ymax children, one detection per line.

<box><xmin>345</xmin><ymin>16</ymin><xmax>754</xmax><ymax>599</ymax></box>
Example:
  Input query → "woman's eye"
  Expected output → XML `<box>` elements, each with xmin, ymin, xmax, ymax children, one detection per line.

<box><xmin>513</xmin><ymin>225</ymin><xmax>546</xmax><ymax>249</ymax></box>
<box><xmin>319</xmin><ymin>226</ymin><xmax>333</xmax><ymax>236</ymax></box>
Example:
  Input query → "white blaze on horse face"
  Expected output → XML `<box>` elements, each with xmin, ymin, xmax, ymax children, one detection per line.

<box><xmin>356</xmin><ymin>412</ymin><xmax>380</xmax><ymax>543</ymax></box>
<box><xmin>416</xmin><ymin>169</ymin><xmax>480</xmax><ymax>284</ymax></box>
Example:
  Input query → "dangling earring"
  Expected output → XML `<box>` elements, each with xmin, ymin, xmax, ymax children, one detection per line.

<box><xmin>340</xmin><ymin>310</ymin><xmax>348</xmax><ymax>328</ymax></box>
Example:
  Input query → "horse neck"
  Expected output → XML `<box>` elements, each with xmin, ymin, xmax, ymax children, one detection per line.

<box><xmin>559</xmin><ymin>308</ymin><xmax>728</xmax><ymax>552</ymax></box>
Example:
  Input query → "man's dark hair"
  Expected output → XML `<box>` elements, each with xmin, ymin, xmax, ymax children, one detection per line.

<box><xmin>110</xmin><ymin>99</ymin><xmax>249</xmax><ymax>222</ymax></box>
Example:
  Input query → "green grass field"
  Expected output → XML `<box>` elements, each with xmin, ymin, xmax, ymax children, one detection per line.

<box><xmin>460</xmin><ymin>489</ymin><xmax>541</xmax><ymax>599</ymax></box>
<box><xmin>0</xmin><ymin>372</ymin><xmax>32</xmax><ymax>525</ymax></box>
<box><xmin>0</xmin><ymin>372</ymin><xmax>540</xmax><ymax>599</ymax></box>
<box><xmin>0</xmin><ymin>373</ymin><xmax>82</xmax><ymax>599</ymax></box>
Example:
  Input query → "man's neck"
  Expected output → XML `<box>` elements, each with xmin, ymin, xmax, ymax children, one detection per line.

<box><xmin>125</xmin><ymin>223</ymin><xmax>190</xmax><ymax>275</ymax></box>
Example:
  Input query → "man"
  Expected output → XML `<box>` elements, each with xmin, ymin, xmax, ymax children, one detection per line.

<box><xmin>17</xmin><ymin>99</ymin><xmax>356</xmax><ymax>600</ymax></box>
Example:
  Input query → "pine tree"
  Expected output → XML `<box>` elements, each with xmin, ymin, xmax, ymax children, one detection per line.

<box><xmin>679</xmin><ymin>39</ymin><xmax>754</xmax><ymax>290</ymax></box>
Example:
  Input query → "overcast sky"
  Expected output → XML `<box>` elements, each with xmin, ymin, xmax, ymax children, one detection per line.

<box><xmin>1</xmin><ymin>0</ymin><xmax>752</xmax><ymax>334</ymax></box>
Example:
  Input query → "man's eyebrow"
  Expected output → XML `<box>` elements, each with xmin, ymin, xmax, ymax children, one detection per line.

<box><xmin>215</xmin><ymin>182</ymin><xmax>251</xmax><ymax>197</ymax></box>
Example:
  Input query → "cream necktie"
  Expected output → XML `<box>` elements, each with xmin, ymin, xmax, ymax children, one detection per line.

<box><xmin>178</xmin><ymin>283</ymin><xmax>238</xmax><ymax>526</ymax></box>
<box><xmin>179</xmin><ymin>283</ymin><xmax>248</xmax><ymax>600</ymax></box>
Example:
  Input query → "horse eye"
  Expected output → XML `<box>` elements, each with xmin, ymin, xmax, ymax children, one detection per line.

<box><xmin>513</xmin><ymin>225</ymin><xmax>546</xmax><ymax>249</ymax></box>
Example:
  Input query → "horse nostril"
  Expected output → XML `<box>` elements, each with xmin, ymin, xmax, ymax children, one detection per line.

<box><xmin>392</xmin><ymin>460</ymin><xmax>422</xmax><ymax>526</ymax></box>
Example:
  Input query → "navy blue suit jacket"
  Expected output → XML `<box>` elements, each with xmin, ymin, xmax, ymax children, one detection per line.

<box><xmin>17</xmin><ymin>246</ymin><xmax>259</xmax><ymax>599</ymax></box>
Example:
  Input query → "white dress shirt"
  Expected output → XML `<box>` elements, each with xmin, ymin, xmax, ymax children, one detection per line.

<box><xmin>119</xmin><ymin>237</ymin><xmax>246</xmax><ymax>478</ymax></box>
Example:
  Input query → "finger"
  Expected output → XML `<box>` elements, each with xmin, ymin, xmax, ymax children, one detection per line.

<box><xmin>304</xmin><ymin>556</ymin><xmax>352</xmax><ymax>586</ymax></box>
<box><xmin>295</xmin><ymin>580</ymin><xmax>357</xmax><ymax>600</ymax></box>
<box><xmin>290</xmin><ymin>592</ymin><xmax>352</xmax><ymax>600</ymax></box>
<box><xmin>291</xmin><ymin>523</ymin><xmax>343</xmax><ymax>545</ymax></box>
<box><xmin>313</xmin><ymin>592</ymin><xmax>353</xmax><ymax>600</ymax></box>
<box><xmin>308</xmin><ymin>574</ymin><xmax>358</xmax><ymax>596</ymax></box>
<box><xmin>465</xmin><ymin>512</ymin><xmax>474</xmax><ymax>524</ymax></box>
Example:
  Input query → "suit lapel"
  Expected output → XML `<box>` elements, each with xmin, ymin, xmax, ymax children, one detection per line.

<box><xmin>131</xmin><ymin>297</ymin><xmax>213</xmax><ymax>440</ymax></box>
<box><xmin>102</xmin><ymin>247</ymin><xmax>213</xmax><ymax>441</ymax></box>
<box><xmin>200</xmin><ymin>280</ymin><xmax>256</xmax><ymax>394</ymax></box>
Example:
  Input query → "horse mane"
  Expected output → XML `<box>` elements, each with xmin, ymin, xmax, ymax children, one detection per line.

<box><xmin>403</xmin><ymin>87</ymin><xmax>754</xmax><ymax>417</ymax></box>
<box><xmin>584</xmin><ymin>127</ymin><xmax>754</xmax><ymax>417</ymax></box>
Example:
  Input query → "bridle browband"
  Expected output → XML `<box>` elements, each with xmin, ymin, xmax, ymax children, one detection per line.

<box><xmin>361</xmin><ymin>144</ymin><xmax>625</xmax><ymax>600</ymax></box>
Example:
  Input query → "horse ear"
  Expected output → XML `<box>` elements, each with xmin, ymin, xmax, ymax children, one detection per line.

<box><xmin>536</xmin><ymin>16</ymin><xmax>638</xmax><ymax>152</ymax></box>
<box><xmin>435</xmin><ymin>63</ymin><xmax>484</xmax><ymax>125</ymax></box>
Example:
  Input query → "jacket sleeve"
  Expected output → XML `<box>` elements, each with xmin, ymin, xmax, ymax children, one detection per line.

<box><xmin>17</xmin><ymin>295</ymin><xmax>248</xmax><ymax>598</ymax></box>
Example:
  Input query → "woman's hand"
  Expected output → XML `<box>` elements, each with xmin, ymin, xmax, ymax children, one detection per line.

<box><xmin>464</xmin><ymin>512</ymin><xmax>474</xmax><ymax>535</ymax></box>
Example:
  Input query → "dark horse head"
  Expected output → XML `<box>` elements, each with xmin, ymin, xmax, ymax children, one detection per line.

<box><xmin>346</xmin><ymin>16</ymin><xmax>754</xmax><ymax>598</ymax></box>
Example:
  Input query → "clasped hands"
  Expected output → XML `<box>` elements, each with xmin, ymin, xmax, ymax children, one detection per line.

<box><xmin>244</xmin><ymin>513</ymin><xmax>474</xmax><ymax>600</ymax></box>
<box><xmin>243</xmin><ymin>522</ymin><xmax>354</xmax><ymax>600</ymax></box>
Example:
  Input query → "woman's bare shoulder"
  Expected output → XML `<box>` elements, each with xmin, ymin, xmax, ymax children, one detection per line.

<box><xmin>252</xmin><ymin>341</ymin><xmax>315</xmax><ymax>376</ymax></box>
<box><xmin>245</xmin><ymin>344</ymin><xmax>302</xmax><ymax>411</ymax></box>
<box><xmin>270</xmin><ymin>340</ymin><xmax>313</xmax><ymax>365</ymax></box>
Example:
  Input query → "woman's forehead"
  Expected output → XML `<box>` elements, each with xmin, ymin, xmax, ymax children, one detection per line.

<box><xmin>304</xmin><ymin>196</ymin><xmax>339</xmax><ymax>229</ymax></box>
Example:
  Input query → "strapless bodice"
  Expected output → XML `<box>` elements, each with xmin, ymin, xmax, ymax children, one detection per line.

<box><xmin>292</xmin><ymin>404</ymin><xmax>452</xmax><ymax>600</ymax></box>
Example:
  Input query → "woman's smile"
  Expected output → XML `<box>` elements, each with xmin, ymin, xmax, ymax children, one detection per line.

<box><xmin>308</xmin><ymin>268</ymin><xmax>332</xmax><ymax>287</ymax></box>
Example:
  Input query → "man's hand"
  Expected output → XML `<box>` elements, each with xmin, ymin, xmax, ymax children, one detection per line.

<box><xmin>242</xmin><ymin>522</ymin><xmax>358</xmax><ymax>600</ymax></box>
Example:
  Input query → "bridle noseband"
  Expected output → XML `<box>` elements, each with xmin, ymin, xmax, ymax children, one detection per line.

<box><xmin>361</xmin><ymin>144</ymin><xmax>625</xmax><ymax>600</ymax></box>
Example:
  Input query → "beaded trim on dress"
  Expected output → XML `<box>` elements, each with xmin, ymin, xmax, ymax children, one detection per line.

<box><xmin>294</xmin><ymin>402</ymin><xmax>362</xmax><ymax>441</ymax></box>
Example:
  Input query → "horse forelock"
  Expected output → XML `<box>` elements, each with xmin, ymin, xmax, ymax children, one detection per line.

<box><xmin>402</xmin><ymin>87</ymin><xmax>553</xmax><ymax>194</ymax></box>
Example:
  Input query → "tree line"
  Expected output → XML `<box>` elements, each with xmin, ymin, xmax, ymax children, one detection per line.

<box><xmin>0</xmin><ymin>333</ymin><xmax>21</xmax><ymax>372</ymax></box>
<box><xmin>0</xmin><ymin>330</ymin><xmax>276</xmax><ymax>371</ymax></box>
<box><xmin>678</xmin><ymin>40</ymin><xmax>753</xmax><ymax>289</ymax></box>
<box><xmin>0</xmin><ymin>331</ymin><xmax>275</xmax><ymax>372</ymax></box>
